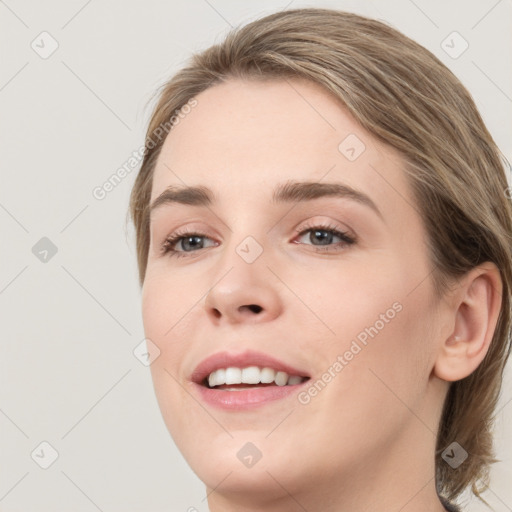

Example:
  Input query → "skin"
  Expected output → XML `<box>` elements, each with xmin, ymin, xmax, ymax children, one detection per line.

<box><xmin>141</xmin><ymin>78</ymin><xmax>502</xmax><ymax>512</ymax></box>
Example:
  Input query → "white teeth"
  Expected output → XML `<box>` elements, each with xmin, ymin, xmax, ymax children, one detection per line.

<box><xmin>260</xmin><ymin>367</ymin><xmax>276</xmax><ymax>383</ymax></box>
<box><xmin>241</xmin><ymin>366</ymin><xmax>261</xmax><ymax>384</ymax></box>
<box><xmin>208</xmin><ymin>368</ymin><xmax>225</xmax><ymax>388</ymax></box>
<box><xmin>275</xmin><ymin>371</ymin><xmax>288</xmax><ymax>386</ymax></box>
<box><xmin>206</xmin><ymin>366</ymin><xmax>306</xmax><ymax>388</ymax></box>
<box><xmin>225</xmin><ymin>367</ymin><xmax>242</xmax><ymax>385</ymax></box>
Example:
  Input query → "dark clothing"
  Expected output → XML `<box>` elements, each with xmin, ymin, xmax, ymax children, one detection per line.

<box><xmin>440</xmin><ymin>496</ymin><xmax>461</xmax><ymax>511</ymax></box>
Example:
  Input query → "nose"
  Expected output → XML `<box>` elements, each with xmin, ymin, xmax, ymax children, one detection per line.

<box><xmin>204</xmin><ymin>256</ymin><xmax>283</xmax><ymax>325</ymax></box>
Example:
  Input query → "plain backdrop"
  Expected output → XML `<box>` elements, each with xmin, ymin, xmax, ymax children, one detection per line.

<box><xmin>0</xmin><ymin>1</ymin><xmax>511</xmax><ymax>511</ymax></box>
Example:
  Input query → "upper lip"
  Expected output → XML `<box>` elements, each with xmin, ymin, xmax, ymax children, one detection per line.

<box><xmin>190</xmin><ymin>349</ymin><xmax>311</xmax><ymax>385</ymax></box>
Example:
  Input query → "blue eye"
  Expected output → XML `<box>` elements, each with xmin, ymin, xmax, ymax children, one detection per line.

<box><xmin>161</xmin><ymin>232</ymin><xmax>217</xmax><ymax>257</ymax></box>
<box><xmin>160</xmin><ymin>222</ymin><xmax>355</xmax><ymax>259</ymax></box>
<box><xmin>294</xmin><ymin>223</ymin><xmax>355</xmax><ymax>248</ymax></box>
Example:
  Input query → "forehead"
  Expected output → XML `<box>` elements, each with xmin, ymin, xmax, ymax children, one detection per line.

<box><xmin>150</xmin><ymin>78</ymin><xmax>411</xmax><ymax>218</ymax></box>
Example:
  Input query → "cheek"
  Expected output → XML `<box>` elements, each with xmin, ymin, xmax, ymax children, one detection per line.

<box><xmin>141</xmin><ymin>274</ymin><xmax>165</xmax><ymax>336</ymax></box>
<box><xmin>141</xmin><ymin>270</ymin><xmax>193</xmax><ymax>343</ymax></box>
<box><xmin>292</xmin><ymin>296</ymin><xmax>435</xmax><ymax>464</ymax></box>
<box><xmin>141</xmin><ymin>270</ymin><xmax>203</xmax><ymax>396</ymax></box>
<box><xmin>293</xmin><ymin>251</ymin><xmax>434</xmax><ymax>402</ymax></box>
<box><xmin>141</xmin><ymin>279</ymin><xmax>193</xmax><ymax>444</ymax></box>
<box><xmin>285</xmin><ymin>253</ymin><xmax>406</xmax><ymax>344</ymax></box>
<box><xmin>141</xmin><ymin>277</ymin><xmax>185</xmax><ymax>401</ymax></box>
<box><xmin>322</xmin><ymin>279</ymin><xmax>435</xmax><ymax>423</ymax></box>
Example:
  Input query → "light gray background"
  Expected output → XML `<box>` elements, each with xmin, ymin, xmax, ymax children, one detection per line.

<box><xmin>0</xmin><ymin>1</ymin><xmax>511</xmax><ymax>511</ymax></box>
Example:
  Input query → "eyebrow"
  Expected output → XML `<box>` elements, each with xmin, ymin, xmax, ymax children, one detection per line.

<box><xmin>149</xmin><ymin>180</ymin><xmax>382</xmax><ymax>220</ymax></box>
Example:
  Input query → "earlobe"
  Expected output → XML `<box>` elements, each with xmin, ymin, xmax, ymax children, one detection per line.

<box><xmin>433</xmin><ymin>263</ymin><xmax>503</xmax><ymax>382</ymax></box>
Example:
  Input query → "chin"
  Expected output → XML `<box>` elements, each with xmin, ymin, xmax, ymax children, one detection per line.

<box><xmin>168</xmin><ymin>420</ymin><xmax>306</xmax><ymax>494</ymax></box>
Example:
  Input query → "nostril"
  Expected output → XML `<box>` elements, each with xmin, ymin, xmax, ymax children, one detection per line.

<box><xmin>242</xmin><ymin>304</ymin><xmax>263</xmax><ymax>314</ymax></box>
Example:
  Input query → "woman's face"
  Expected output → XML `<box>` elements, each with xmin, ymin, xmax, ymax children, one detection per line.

<box><xmin>142</xmin><ymin>78</ymin><xmax>449</xmax><ymax>506</ymax></box>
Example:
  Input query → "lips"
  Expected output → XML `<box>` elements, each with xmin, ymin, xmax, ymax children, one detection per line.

<box><xmin>190</xmin><ymin>349</ymin><xmax>311</xmax><ymax>386</ymax></box>
<box><xmin>189</xmin><ymin>350</ymin><xmax>311</xmax><ymax>409</ymax></box>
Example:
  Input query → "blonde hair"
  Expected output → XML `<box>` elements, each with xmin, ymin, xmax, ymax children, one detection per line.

<box><xmin>129</xmin><ymin>7</ymin><xmax>512</xmax><ymax>505</ymax></box>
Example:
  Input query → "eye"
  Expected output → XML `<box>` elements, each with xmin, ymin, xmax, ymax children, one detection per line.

<box><xmin>161</xmin><ymin>230</ymin><xmax>217</xmax><ymax>258</ymax></box>
<box><xmin>160</xmin><ymin>222</ymin><xmax>356</xmax><ymax>259</ymax></box>
<box><xmin>294</xmin><ymin>222</ymin><xmax>356</xmax><ymax>251</ymax></box>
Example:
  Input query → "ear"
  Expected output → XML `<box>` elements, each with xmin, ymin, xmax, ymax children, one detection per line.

<box><xmin>433</xmin><ymin>262</ymin><xmax>503</xmax><ymax>382</ymax></box>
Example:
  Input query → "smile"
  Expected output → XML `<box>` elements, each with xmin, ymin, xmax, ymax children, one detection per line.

<box><xmin>206</xmin><ymin>366</ymin><xmax>307</xmax><ymax>389</ymax></box>
<box><xmin>191</xmin><ymin>350</ymin><xmax>311</xmax><ymax>409</ymax></box>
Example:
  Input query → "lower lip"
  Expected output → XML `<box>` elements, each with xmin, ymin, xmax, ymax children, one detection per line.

<box><xmin>193</xmin><ymin>382</ymin><xmax>307</xmax><ymax>410</ymax></box>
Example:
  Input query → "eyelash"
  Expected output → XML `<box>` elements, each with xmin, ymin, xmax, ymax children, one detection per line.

<box><xmin>160</xmin><ymin>222</ymin><xmax>356</xmax><ymax>259</ymax></box>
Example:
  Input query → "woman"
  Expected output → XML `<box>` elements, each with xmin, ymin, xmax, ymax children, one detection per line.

<box><xmin>129</xmin><ymin>8</ymin><xmax>511</xmax><ymax>511</ymax></box>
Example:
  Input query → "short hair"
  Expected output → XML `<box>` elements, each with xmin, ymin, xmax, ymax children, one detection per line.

<box><xmin>129</xmin><ymin>7</ymin><xmax>512</xmax><ymax>504</ymax></box>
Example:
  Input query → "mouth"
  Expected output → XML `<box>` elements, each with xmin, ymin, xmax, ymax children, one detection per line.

<box><xmin>203</xmin><ymin>366</ymin><xmax>308</xmax><ymax>390</ymax></box>
<box><xmin>191</xmin><ymin>350</ymin><xmax>311</xmax><ymax>409</ymax></box>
